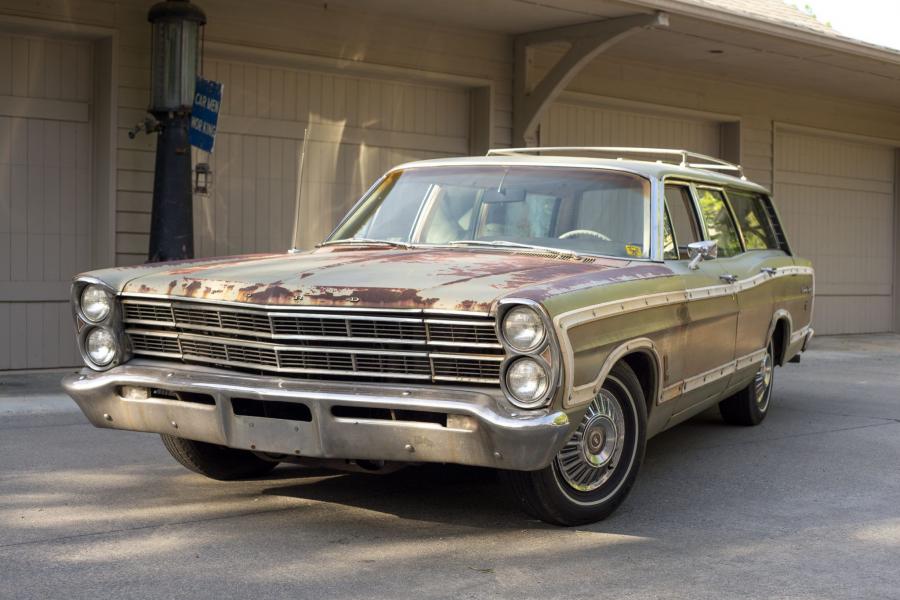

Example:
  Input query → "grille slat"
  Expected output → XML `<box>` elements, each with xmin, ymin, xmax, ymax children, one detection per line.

<box><xmin>123</xmin><ymin>298</ymin><xmax>503</xmax><ymax>385</ymax></box>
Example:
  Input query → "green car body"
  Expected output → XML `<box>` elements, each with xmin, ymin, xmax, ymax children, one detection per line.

<box><xmin>63</xmin><ymin>150</ymin><xmax>813</xmax><ymax>525</ymax></box>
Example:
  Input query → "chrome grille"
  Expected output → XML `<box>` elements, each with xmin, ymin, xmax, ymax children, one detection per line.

<box><xmin>122</xmin><ymin>297</ymin><xmax>503</xmax><ymax>384</ymax></box>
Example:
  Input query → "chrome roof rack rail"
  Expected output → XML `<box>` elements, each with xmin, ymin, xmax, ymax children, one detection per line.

<box><xmin>486</xmin><ymin>146</ymin><xmax>746</xmax><ymax>180</ymax></box>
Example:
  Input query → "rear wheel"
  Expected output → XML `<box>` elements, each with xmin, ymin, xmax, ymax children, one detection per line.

<box><xmin>719</xmin><ymin>341</ymin><xmax>774</xmax><ymax>426</ymax></box>
<box><xmin>160</xmin><ymin>435</ymin><xmax>279</xmax><ymax>481</ymax></box>
<box><xmin>503</xmin><ymin>362</ymin><xmax>647</xmax><ymax>526</ymax></box>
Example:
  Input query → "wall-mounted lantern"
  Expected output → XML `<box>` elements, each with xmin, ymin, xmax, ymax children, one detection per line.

<box><xmin>146</xmin><ymin>0</ymin><xmax>207</xmax><ymax>263</ymax></box>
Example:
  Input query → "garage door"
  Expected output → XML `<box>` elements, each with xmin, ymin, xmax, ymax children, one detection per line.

<box><xmin>775</xmin><ymin>130</ymin><xmax>896</xmax><ymax>334</ymax></box>
<box><xmin>0</xmin><ymin>33</ymin><xmax>92</xmax><ymax>369</ymax></box>
<box><xmin>540</xmin><ymin>102</ymin><xmax>722</xmax><ymax>157</ymax></box>
<box><xmin>194</xmin><ymin>57</ymin><xmax>471</xmax><ymax>255</ymax></box>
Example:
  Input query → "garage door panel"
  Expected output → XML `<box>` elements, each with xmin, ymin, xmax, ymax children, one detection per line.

<box><xmin>0</xmin><ymin>33</ymin><xmax>93</xmax><ymax>370</ymax></box>
<box><xmin>775</xmin><ymin>130</ymin><xmax>895</xmax><ymax>334</ymax></box>
<box><xmin>815</xmin><ymin>296</ymin><xmax>893</xmax><ymax>335</ymax></box>
<box><xmin>542</xmin><ymin>103</ymin><xmax>721</xmax><ymax>157</ymax></box>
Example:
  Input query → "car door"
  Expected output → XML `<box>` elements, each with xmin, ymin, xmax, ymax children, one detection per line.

<box><xmin>721</xmin><ymin>188</ymin><xmax>796</xmax><ymax>373</ymax></box>
<box><xmin>661</xmin><ymin>183</ymin><xmax>739</xmax><ymax>416</ymax></box>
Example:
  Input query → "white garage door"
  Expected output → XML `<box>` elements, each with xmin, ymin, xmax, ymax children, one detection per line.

<box><xmin>194</xmin><ymin>57</ymin><xmax>471</xmax><ymax>256</ymax></box>
<box><xmin>0</xmin><ymin>33</ymin><xmax>93</xmax><ymax>369</ymax></box>
<box><xmin>775</xmin><ymin>130</ymin><xmax>896</xmax><ymax>334</ymax></box>
<box><xmin>540</xmin><ymin>102</ymin><xmax>722</xmax><ymax>157</ymax></box>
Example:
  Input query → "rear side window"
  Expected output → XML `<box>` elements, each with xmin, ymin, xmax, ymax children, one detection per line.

<box><xmin>696</xmin><ymin>188</ymin><xmax>743</xmax><ymax>257</ymax></box>
<box><xmin>727</xmin><ymin>189</ymin><xmax>780</xmax><ymax>250</ymax></box>
<box><xmin>663</xmin><ymin>185</ymin><xmax>701</xmax><ymax>260</ymax></box>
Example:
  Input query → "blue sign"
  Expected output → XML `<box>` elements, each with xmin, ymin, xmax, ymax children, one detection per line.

<box><xmin>189</xmin><ymin>77</ymin><xmax>223</xmax><ymax>153</ymax></box>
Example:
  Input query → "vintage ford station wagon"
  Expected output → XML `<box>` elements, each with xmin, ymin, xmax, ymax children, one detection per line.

<box><xmin>63</xmin><ymin>147</ymin><xmax>814</xmax><ymax>525</ymax></box>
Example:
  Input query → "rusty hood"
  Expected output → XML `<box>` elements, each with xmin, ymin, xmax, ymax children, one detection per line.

<box><xmin>90</xmin><ymin>247</ymin><xmax>673</xmax><ymax>313</ymax></box>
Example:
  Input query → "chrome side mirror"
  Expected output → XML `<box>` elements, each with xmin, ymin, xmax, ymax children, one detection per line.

<box><xmin>687</xmin><ymin>240</ymin><xmax>718</xmax><ymax>270</ymax></box>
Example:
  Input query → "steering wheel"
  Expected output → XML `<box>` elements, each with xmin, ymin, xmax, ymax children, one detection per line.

<box><xmin>559</xmin><ymin>229</ymin><xmax>612</xmax><ymax>241</ymax></box>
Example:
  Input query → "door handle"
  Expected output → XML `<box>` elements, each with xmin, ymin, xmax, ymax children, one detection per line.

<box><xmin>720</xmin><ymin>274</ymin><xmax>738</xmax><ymax>284</ymax></box>
<box><xmin>760</xmin><ymin>267</ymin><xmax>777</xmax><ymax>276</ymax></box>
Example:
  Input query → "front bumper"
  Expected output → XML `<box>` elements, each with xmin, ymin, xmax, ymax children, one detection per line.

<box><xmin>62</xmin><ymin>360</ymin><xmax>575</xmax><ymax>471</ymax></box>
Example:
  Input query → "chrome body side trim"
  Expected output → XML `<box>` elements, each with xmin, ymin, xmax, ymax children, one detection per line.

<box><xmin>555</xmin><ymin>266</ymin><xmax>815</xmax><ymax>408</ymax></box>
<box><xmin>569</xmin><ymin>338</ymin><xmax>663</xmax><ymax>407</ymax></box>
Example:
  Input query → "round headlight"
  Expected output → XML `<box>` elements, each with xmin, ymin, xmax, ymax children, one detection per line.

<box><xmin>505</xmin><ymin>357</ymin><xmax>550</xmax><ymax>407</ymax></box>
<box><xmin>86</xmin><ymin>328</ymin><xmax>117</xmax><ymax>366</ymax></box>
<box><xmin>81</xmin><ymin>285</ymin><xmax>112</xmax><ymax>322</ymax></box>
<box><xmin>502</xmin><ymin>306</ymin><xmax>545</xmax><ymax>351</ymax></box>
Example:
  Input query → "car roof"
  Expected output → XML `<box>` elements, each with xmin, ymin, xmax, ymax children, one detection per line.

<box><xmin>391</xmin><ymin>154</ymin><xmax>771</xmax><ymax>195</ymax></box>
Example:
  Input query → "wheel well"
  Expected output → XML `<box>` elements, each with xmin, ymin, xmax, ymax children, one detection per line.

<box><xmin>772</xmin><ymin>319</ymin><xmax>788</xmax><ymax>366</ymax></box>
<box><xmin>620</xmin><ymin>351</ymin><xmax>657</xmax><ymax>416</ymax></box>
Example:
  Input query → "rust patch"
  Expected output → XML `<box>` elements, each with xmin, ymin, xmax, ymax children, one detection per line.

<box><xmin>302</xmin><ymin>286</ymin><xmax>439</xmax><ymax>308</ymax></box>
<box><xmin>242</xmin><ymin>285</ymin><xmax>296</xmax><ymax>304</ymax></box>
<box><xmin>183</xmin><ymin>280</ymin><xmax>204</xmax><ymax>297</ymax></box>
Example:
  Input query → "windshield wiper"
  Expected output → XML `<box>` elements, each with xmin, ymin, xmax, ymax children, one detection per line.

<box><xmin>319</xmin><ymin>238</ymin><xmax>412</xmax><ymax>249</ymax></box>
<box><xmin>448</xmin><ymin>239</ymin><xmax>578</xmax><ymax>256</ymax></box>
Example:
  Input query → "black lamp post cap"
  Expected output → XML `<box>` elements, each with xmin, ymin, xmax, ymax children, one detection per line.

<box><xmin>148</xmin><ymin>0</ymin><xmax>207</xmax><ymax>25</ymax></box>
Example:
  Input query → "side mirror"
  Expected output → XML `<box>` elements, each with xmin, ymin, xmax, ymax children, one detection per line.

<box><xmin>687</xmin><ymin>240</ymin><xmax>717</xmax><ymax>270</ymax></box>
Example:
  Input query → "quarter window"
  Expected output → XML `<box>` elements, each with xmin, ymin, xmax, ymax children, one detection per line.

<box><xmin>727</xmin><ymin>190</ymin><xmax>780</xmax><ymax>250</ymax></box>
<box><xmin>695</xmin><ymin>188</ymin><xmax>743</xmax><ymax>257</ymax></box>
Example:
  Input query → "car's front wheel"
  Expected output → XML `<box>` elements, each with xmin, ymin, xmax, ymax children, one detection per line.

<box><xmin>160</xmin><ymin>435</ymin><xmax>279</xmax><ymax>480</ymax></box>
<box><xmin>503</xmin><ymin>362</ymin><xmax>647</xmax><ymax>526</ymax></box>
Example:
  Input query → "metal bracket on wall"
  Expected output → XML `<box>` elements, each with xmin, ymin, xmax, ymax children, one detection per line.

<box><xmin>512</xmin><ymin>12</ymin><xmax>669</xmax><ymax>147</ymax></box>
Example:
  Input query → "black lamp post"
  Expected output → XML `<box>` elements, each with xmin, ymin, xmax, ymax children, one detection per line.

<box><xmin>146</xmin><ymin>0</ymin><xmax>206</xmax><ymax>263</ymax></box>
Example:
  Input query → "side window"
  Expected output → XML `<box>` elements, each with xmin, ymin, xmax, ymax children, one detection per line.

<box><xmin>663</xmin><ymin>185</ymin><xmax>701</xmax><ymax>260</ymax></box>
<box><xmin>726</xmin><ymin>189</ymin><xmax>780</xmax><ymax>250</ymax></box>
<box><xmin>695</xmin><ymin>188</ymin><xmax>743</xmax><ymax>258</ymax></box>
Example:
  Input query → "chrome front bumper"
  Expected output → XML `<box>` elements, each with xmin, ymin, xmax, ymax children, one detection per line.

<box><xmin>62</xmin><ymin>360</ymin><xmax>575</xmax><ymax>471</ymax></box>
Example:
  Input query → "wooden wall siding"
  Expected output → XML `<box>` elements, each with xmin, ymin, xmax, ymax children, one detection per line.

<box><xmin>557</xmin><ymin>53</ymin><xmax>900</xmax><ymax>193</ymax></box>
<box><xmin>541</xmin><ymin>103</ymin><xmax>721</xmax><ymax>157</ymax></box>
<box><xmin>109</xmin><ymin>0</ymin><xmax>511</xmax><ymax>266</ymax></box>
<box><xmin>775</xmin><ymin>130</ymin><xmax>896</xmax><ymax>334</ymax></box>
<box><xmin>0</xmin><ymin>33</ymin><xmax>92</xmax><ymax>369</ymax></box>
<box><xmin>191</xmin><ymin>58</ymin><xmax>470</xmax><ymax>255</ymax></box>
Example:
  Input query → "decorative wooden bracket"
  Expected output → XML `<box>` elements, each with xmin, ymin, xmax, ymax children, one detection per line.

<box><xmin>512</xmin><ymin>12</ymin><xmax>670</xmax><ymax>146</ymax></box>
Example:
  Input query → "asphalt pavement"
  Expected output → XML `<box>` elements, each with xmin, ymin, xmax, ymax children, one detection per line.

<box><xmin>2</xmin><ymin>335</ymin><xmax>899</xmax><ymax>599</ymax></box>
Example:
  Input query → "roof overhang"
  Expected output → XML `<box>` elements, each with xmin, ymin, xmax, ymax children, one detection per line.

<box><xmin>297</xmin><ymin>0</ymin><xmax>900</xmax><ymax>108</ymax></box>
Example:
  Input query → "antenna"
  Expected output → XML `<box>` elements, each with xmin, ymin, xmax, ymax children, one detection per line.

<box><xmin>289</xmin><ymin>128</ymin><xmax>311</xmax><ymax>252</ymax></box>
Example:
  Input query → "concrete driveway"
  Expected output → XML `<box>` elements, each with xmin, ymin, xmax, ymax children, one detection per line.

<box><xmin>2</xmin><ymin>335</ymin><xmax>899</xmax><ymax>599</ymax></box>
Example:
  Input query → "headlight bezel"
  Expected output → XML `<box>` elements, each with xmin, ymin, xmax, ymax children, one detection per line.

<box><xmin>72</xmin><ymin>278</ymin><xmax>127</xmax><ymax>371</ymax></box>
<box><xmin>496</xmin><ymin>299</ymin><xmax>561</xmax><ymax>410</ymax></box>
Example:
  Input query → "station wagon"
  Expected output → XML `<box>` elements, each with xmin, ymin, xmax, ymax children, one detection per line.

<box><xmin>63</xmin><ymin>147</ymin><xmax>814</xmax><ymax>525</ymax></box>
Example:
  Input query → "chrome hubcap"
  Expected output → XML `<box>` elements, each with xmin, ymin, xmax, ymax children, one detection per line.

<box><xmin>557</xmin><ymin>390</ymin><xmax>626</xmax><ymax>491</ymax></box>
<box><xmin>755</xmin><ymin>351</ymin><xmax>773</xmax><ymax>411</ymax></box>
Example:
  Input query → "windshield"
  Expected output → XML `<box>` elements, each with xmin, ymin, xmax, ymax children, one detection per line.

<box><xmin>327</xmin><ymin>166</ymin><xmax>652</xmax><ymax>259</ymax></box>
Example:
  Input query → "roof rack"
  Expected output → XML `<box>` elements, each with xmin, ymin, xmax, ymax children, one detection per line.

<box><xmin>486</xmin><ymin>146</ymin><xmax>746</xmax><ymax>180</ymax></box>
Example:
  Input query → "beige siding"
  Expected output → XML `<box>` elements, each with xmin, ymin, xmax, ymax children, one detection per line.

<box><xmin>0</xmin><ymin>32</ymin><xmax>91</xmax><ymax>369</ymax></box>
<box><xmin>553</xmin><ymin>52</ymin><xmax>900</xmax><ymax>191</ymax></box>
<box><xmin>110</xmin><ymin>0</ymin><xmax>511</xmax><ymax>265</ymax></box>
<box><xmin>191</xmin><ymin>57</ymin><xmax>470</xmax><ymax>255</ymax></box>
<box><xmin>541</xmin><ymin>102</ymin><xmax>721</xmax><ymax>156</ymax></box>
<box><xmin>775</xmin><ymin>130</ymin><xmax>896</xmax><ymax>334</ymax></box>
